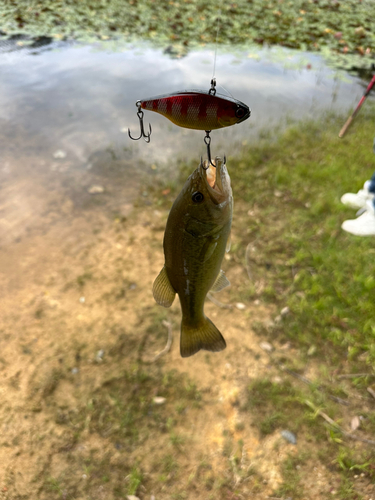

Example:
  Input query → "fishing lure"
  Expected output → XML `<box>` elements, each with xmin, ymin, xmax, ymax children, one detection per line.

<box><xmin>128</xmin><ymin>79</ymin><xmax>251</xmax><ymax>166</ymax></box>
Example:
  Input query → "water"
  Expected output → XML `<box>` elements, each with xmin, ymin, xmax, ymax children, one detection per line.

<box><xmin>0</xmin><ymin>39</ymin><xmax>370</xmax><ymax>248</ymax></box>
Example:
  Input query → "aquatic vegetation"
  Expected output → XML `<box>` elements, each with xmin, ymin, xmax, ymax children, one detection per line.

<box><xmin>1</xmin><ymin>0</ymin><xmax>375</xmax><ymax>72</ymax></box>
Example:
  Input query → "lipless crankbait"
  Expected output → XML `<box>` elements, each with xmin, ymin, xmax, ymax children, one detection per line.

<box><xmin>136</xmin><ymin>90</ymin><xmax>250</xmax><ymax>131</ymax></box>
<box><xmin>128</xmin><ymin>79</ymin><xmax>251</xmax><ymax>166</ymax></box>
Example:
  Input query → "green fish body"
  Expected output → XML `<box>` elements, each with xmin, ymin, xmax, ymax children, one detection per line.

<box><xmin>153</xmin><ymin>157</ymin><xmax>233</xmax><ymax>357</ymax></box>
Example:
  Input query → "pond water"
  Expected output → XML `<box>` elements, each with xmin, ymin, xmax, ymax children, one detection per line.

<box><xmin>0</xmin><ymin>39</ymin><xmax>371</xmax><ymax>247</ymax></box>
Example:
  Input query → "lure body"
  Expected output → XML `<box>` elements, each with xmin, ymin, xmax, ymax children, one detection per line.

<box><xmin>140</xmin><ymin>90</ymin><xmax>250</xmax><ymax>131</ymax></box>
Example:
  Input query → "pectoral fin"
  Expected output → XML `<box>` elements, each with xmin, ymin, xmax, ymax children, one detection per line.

<box><xmin>210</xmin><ymin>269</ymin><xmax>231</xmax><ymax>293</ymax></box>
<box><xmin>226</xmin><ymin>233</ymin><xmax>231</xmax><ymax>252</ymax></box>
<box><xmin>153</xmin><ymin>266</ymin><xmax>176</xmax><ymax>307</ymax></box>
<box><xmin>201</xmin><ymin>241</ymin><xmax>217</xmax><ymax>262</ymax></box>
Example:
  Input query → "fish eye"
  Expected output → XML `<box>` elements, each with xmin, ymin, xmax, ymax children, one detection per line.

<box><xmin>192</xmin><ymin>191</ymin><xmax>204</xmax><ymax>203</ymax></box>
<box><xmin>235</xmin><ymin>107</ymin><xmax>245</xmax><ymax>118</ymax></box>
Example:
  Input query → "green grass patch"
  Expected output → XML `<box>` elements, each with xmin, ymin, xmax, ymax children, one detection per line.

<box><xmin>227</xmin><ymin>108</ymin><xmax>375</xmax><ymax>369</ymax></box>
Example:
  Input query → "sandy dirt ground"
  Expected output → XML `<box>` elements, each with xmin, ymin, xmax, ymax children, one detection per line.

<box><xmin>0</xmin><ymin>152</ymin><xmax>373</xmax><ymax>500</ymax></box>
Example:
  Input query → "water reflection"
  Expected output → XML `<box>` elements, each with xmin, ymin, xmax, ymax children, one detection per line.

<box><xmin>0</xmin><ymin>41</ymin><xmax>370</xmax><ymax>246</ymax></box>
<box><xmin>0</xmin><ymin>41</ymin><xmax>368</xmax><ymax>169</ymax></box>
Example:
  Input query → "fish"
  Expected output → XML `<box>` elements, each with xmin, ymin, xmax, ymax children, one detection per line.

<box><xmin>153</xmin><ymin>156</ymin><xmax>233</xmax><ymax>357</ymax></box>
<box><xmin>139</xmin><ymin>90</ymin><xmax>250</xmax><ymax>131</ymax></box>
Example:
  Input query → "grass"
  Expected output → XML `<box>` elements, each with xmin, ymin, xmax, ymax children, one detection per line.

<box><xmin>227</xmin><ymin>108</ymin><xmax>375</xmax><ymax>369</ymax></box>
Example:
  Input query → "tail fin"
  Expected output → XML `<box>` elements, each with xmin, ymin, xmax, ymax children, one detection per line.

<box><xmin>180</xmin><ymin>316</ymin><xmax>226</xmax><ymax>358</ymax></box>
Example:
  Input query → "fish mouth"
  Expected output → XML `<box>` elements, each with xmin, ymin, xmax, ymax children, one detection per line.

<box><xmin>200</xmin><ymin>156</ymin><xmax>232</xmax><ymax>205</ymax></box>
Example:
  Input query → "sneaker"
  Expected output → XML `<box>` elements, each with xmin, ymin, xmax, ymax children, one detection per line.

<box><xmin>340</xmin><ymin>180</ymin><xmax>374</xmax><ymax>210</ymax></box>
<box><xmin>342</xmin><ymin>200</ymin><xmax>375</xmax><ymax>236</ymax></box>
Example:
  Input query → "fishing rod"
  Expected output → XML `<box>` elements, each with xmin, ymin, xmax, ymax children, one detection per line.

<box><xmin>339</xmin><ymin>69</ymin><xmax>375</xmax><ymax>138</ymax></box>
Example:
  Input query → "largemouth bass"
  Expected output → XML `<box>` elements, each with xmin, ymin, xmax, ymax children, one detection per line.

<box><xmin>153</xmin><ymin>157</ymin><xmax>233</xmax><ymax>357</ymax></box>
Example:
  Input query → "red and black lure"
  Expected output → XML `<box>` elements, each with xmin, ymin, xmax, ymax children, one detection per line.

<box><xmin>128</xmin><ymin>79</ymin><xmax>251</xmax><ymax>166</ymax></box>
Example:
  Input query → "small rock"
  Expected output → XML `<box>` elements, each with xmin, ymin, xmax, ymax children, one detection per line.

<box><xmin>95</xmin><ymin>350</ymin><xmax>104</xmax><ymax>362</ymax></box>
<box><xmin>82</xmin><ymin>474</ymin><xmax>87</xmax><ymax>479</ymax></box>
<box><xmin>280</xmin><ymin>306</ymin><xmax>290</xmax><ymax>317</ymax></box>
<box><xmin>254</xmin><ymin>299</ymin><xmax>260</xmax><ymax>305</ymax></box>
<box><xmin>153</xmin><ymin>397</ymin><xmax>166</xmax><ymax>405</ymax></box>
<box><xmin>53</xmin><ymin>150</ymin><xmax>67</xmax><ymax>159</ymax></box>
<box><xmin>235</xmin><ymin>302</ymin><xmax>246</xmax><ymax>310</ymax></box>
<box><xmin>127</xmin><ymin>496</ymin><xmax>140</xmax><ymax>500</ymax></box>
<box><xmin>88</xmin><ymin>185</ymin><xmax>104</xmax><ymax>194</ymax></box>
<box><xmin>79</xmin><ymin>296</ymin><xmax>85</xmax><ymax>304</ymax></box>
<box><xmin>260</xmin><ymin>341</ymin><xmax>273</xmax><ymax>352</ymax></box>
<box><xmin>280</xmin><ymin>342</ymin><xmax>291</xmax><ymax>350</ymax></box>
<box><xmin>307</xmin><ymin>345</ymin><xmax>316</xmax><ymax>356</ymax></box>
<box><xmin>71</xmin><ymin>367</ymin><xmax>79</xmax><ymax>375</ymax></box>
<box><xmin>281</xmin><ymin>430</ymin><xmax>297</xmax><ymax>444</ymax></box>
<box><xmin>350</xmin><ymin>417</ymin><xmax>360</xmax><ymax>431</ymax></box>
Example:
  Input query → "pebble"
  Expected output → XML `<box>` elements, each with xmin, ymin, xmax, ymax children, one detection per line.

<box><xmin>79</xmin><ymin>296</ymin><xmax>85</xmax><ymax>304</ymax></box>
<box><xmin>127</xmin><ymin>496</ymin><xmax>140</xmax><ymax>500</ymax></box>
<box><xmin>307</xmin><ymin>345</ymin><xmax>316</xmax><ymax>356</ymax></box>
<box><xmin>95</xmin><ymin>350</ymin><xmax>104</xmax><ymax>362</ymax></box>
<box><xmin>53</xmin><ymin>150</ymin><xmax>67</xmax><ymax>159</ymax></box>
<box><xmin>281</xmin><ymin>430</ymin><xmax>297</xmax><ymax>444</ymax></box>
<box><xmin>153</xmin><ymin>397</ymin><xmax>166</xmax><ymax>405</ymax></box>
<box><xmin>351</xmin><ymin>415</ymin><xmax>360</xmax><ymax>431</ymax></box>
<box><xmin>280</xmin><ymin>306</ymin><xmax>290</xmax><ymax>317</ymax></box>
<box><xmin>71</xmin><ymin>367</ymin><xmax>79</xmax><ymax>375</ymax></box>
<box><xmin>235</xmin><ymin>302</ymin><xmax>246</xmax><ymax>310</ymax></box>
<box><xmin>259</xmin><ymin>341</ymin><xmax>273</xmax><ymax>352</ymax></box>
<box><xmin>88</xmin><ymin>185</ymin><xmax>104</xmax><ymax>194</ymax></box>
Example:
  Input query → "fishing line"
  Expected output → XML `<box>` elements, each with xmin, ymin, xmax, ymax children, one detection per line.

<box><xmin>219</xmin><ymin>84</ymin><xmax>234</xmax><ymax>98</ymax></box>
<box><xmin>212</xmin><ymin>8</ymin><xmax>221</xmax><ymax>81</ymax></box>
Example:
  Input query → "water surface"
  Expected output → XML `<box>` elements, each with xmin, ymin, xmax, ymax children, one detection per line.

<box><xmin>0</xmin><ymin>40</ymin><xmax>370</xmax><ymax>249</ymax></box>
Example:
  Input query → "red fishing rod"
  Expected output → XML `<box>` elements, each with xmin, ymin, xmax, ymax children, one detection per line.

<box><xmin>339</xmin><ymin>71</ymin><xmax>375</xmax><ymax>138</ymax></box>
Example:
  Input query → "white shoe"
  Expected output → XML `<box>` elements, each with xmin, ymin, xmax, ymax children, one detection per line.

<box><xmin>340</xmin><ymin>180</ymin><xmax>374</xmax><ymax>210</ymax></box>
<box><xmin>342</xmin><ymin>200</ymin><xmax>375</xmax><ymax>236</ymax></box>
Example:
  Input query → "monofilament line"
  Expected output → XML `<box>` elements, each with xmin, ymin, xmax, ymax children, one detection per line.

<box><xmin>212</xmin><ymin>8</ymin><xmax>221</xmax><ymax>80</ymax></box>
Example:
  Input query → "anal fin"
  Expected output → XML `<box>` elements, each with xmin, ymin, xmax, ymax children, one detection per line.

<box><xmin>153</xmin><ymin>266</ymin><xmax>176</xmax><ymax>307</ymax></box>
<box><xmin>210</xmin><ymin>269</ymin><xmax>231</xmax><ymax>293</ymax></box>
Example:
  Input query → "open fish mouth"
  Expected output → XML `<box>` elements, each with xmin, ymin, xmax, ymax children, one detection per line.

<box><xmin>200</xmin><ymin>156</ymin><xmax>231</xmax><ymax>204</ymax></box>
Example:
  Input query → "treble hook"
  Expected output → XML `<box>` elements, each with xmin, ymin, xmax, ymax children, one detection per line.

<box><xmin>128</xmin><ymin>100</ymin><xmax>152</xmax><ymax>143</ymax></box>
<box><xmin>204</xmin><ymin>131</ymin><xmax>216</xmax><ymax>168</ymax></box>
